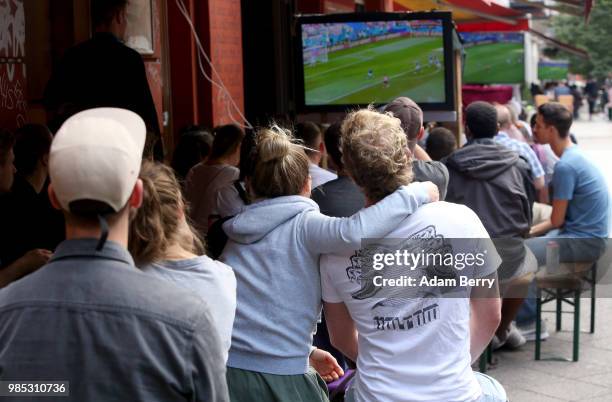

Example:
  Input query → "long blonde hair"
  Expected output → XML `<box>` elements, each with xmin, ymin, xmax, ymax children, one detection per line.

<box><xmin>129</xmin><ymin>161</ymin><xmax>204</xmax><ymax>266</ymax></box>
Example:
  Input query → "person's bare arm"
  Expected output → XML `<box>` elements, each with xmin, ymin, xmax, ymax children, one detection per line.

<box><xmin>530</xmin><ymin>199</ymin><xmax>569</xmax><ymax>236</ymax></box>
<box><xmin>324</xmin><ymin>302</ymin><xmax>358</xmax><ymax>362</ymax></box>
<box><xmin>533</xmin><ymin>176</ymin><xmax>545</xmax><ymax>191</ymax></box>
<box><xmin>0</xmin><ymin>249</ymin><xmax>52</xmax><ymax>288</ymax></box>
<box><xmin>469</xmin><ymin>272</ymin><xmax>501</xmax><ymax>364</ymax></box>
<box><xmin>413</xmin><ymin>144</ymin><xmax>432</xmax><ymax>161</ymax></box>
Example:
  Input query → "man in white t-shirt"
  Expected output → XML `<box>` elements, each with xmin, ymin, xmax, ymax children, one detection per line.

<box><xmin>321</xmin><ymin>108</ymin><xmax>507</xmax><ymax>402</ymax></box>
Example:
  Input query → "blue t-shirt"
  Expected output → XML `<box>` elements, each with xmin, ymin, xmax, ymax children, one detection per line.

<box><xmin>552</xmin><ymin>146</ymin><xmax>610</xmax><ymax>238</ymax></box>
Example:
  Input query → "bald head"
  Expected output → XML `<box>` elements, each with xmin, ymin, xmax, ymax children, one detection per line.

<box><xmin>495</xmin><ymin>104</ymin><xmax>512</xmax><ymax>131</ymax></box>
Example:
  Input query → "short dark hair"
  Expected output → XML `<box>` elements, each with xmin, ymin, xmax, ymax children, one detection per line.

<box><xmin>0</xmin><ymin>129</ymin><xmax>15</xmax><ymax>166</ymax></box>
<box><xmin>91</xmin><ymin>0</ymin><xmax>128</xmax><ymax>28</ymax></box>
<box><xmin>426</xmin><ymin>127</ymin><xmax>457</xmax><ymax>161</ymax></box>
<box><xmin>171</xmin><ymin>129</ymin><xmax>213</xmax><ymax>180</ymax></box>
<box><xmin>323</xmin><ymin>122</ymin><xmax>343</xmax><ymax>170</ymax></box>
<box><xmin>294</xmin><ymin>122</ymin><xmax>322</xmax><ymax>156</ymax></box>
<box><xmin>13</xmin><ymin>124</ymin><xmax>53</xmax><ymax>176</ymax></box>
<box><xmin>465</xmin><ymin>101</ymin><xmax>498</xmax><ymax>139</ymax></box>
<box><xmin>210</xmin><ymin>124</ymin><xmax>244</xmax><ymax>159</ymax></box>
<box><xmin>538</xmin><ymin>102</ymin><xmax>572</xmax><ymax>138</ymax></box>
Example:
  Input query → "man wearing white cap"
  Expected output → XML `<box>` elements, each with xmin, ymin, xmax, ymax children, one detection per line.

<box><xmin>0</xmin><ymin>108</ymin><xmax>229</xmax><ymax>401</ymax></box>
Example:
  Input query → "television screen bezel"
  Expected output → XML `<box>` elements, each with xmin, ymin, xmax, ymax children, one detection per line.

<box><xmin>294</xmin><ymin>11</ymin><xmax>456</xmax><ymax>113</ymax></box>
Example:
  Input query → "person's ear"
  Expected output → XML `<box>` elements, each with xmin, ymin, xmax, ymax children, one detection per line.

<box><xmin>48</xmin><ymin>184</ymin><xmax>62</xmax><ymax>210</ymax></box>
<box><xmin>319</xmin><ymin>141</ymin><xmax>325</xmax><ymax>153</ymax></box>
<box><xmin>41</xmin><ymin>153</ymin><xmax>49</xmax><ymax>168</ymax></box>
<box><xmin>129</xmin><ymin>179</ymin><xmax>144</xmax><ymax>209</ymax></box>
<box><xmin>417</xmin><ymin>126</ymin><xmax>425</xmax><ymax>141</ymax></box>
<box><xmin>301</xmin><ymin>175</ymin><xmax>312</xmax><ymax>197</ymax></box>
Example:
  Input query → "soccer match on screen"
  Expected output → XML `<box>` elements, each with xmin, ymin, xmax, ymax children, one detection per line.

<box><xmin>461</xmin><ymin>32</ymin><xmax>525</xmax><ymax>84</ymax></box>
<box><xmin>302</xmin><ymin>20</ymin><xmax>446</xmax><ymax>106</ymax></box>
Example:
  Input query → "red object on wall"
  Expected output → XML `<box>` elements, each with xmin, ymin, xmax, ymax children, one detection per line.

<box><xmin>457</xmin><ymin>20</ymin><xmax>529</xmax><ymax>33</ymax></box>
<box><xmin>0</xmin><ymin>0</ymin><xmax>28</xmax><ymax>130</ymax></box>
<box><xmin>462</xmin><ymin>85</ymin><xmax>513</xmax><ymax>109</ymax></box>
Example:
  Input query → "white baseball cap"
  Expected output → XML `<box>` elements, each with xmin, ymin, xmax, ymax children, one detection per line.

<box><xmin>50</xmin><ymin>108</ymin><xmax>146</xmax><ymax>215</ymax></box>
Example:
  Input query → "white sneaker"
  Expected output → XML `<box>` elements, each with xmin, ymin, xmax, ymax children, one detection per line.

<box><xmin>518</xmin><ymin>320</ymin><xmax>549</xmax><ymax>341</ymax></box>
<box><xmin>504</xmin><ymin>323</ymin><xmax>527</xmax><ymax>349</ymax></box>
<box><xmin>491</xmin><ymin>334</ymin><xmax>506</xmax><ymax>350</ymax></box>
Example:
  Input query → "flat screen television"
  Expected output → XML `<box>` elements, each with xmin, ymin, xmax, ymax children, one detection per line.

<box><xmin>295</xmin><ymin>12</ymin><xmax>455</xmax><ymax>112</ymax></box>
<box><xmin>538</xmin><ymin>59</ymin><xmax>569</xmax><ymax>81</ymax></box>
<box><xmin>461</xmin><ymin>32</ymin><xmax>525</xmax><ymax>84</ymax></box>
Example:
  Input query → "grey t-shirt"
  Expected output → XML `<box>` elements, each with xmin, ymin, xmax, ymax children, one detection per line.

<box><xmin>412</xmin><ymin>160</ymin><xmax>449</xmax><ymax>201</ymax></box>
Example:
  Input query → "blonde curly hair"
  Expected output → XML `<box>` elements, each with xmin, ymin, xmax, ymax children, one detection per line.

<box><xmin>341</xmin><ymin>108</ymin><xmax>413</xmax><ymax>202</ymax></box>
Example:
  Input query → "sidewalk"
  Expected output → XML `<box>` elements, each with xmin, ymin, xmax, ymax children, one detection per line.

<box><xmin>491</xmin><ymin>117</ymin><xmax>612</xmax><ymax>402</ymax></box>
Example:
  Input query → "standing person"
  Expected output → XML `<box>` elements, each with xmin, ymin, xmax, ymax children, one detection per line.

<box><xmin>220</xmin><ymin>124</ymin><xmax>439</xmax><ymax>402</ymax></box>
<box><xmin>185</xmin><ymin>124</ymin><xmax>244</xmax><ymax>237</ymax></box>
<box><xmin>384</xmin><ymin>97</ymin><xmax>449</xmax><ymax>200</ymax></box>
<box><xmin>171</xmin><ymin>126</ymin><xmax>214</xmax><ymax>183</ymax></box>
<box><xmin>570</xmin><ymin>84</ymin><xmax>583</xmax><ymax>119</ymax></box>
<box><xmin>321</xmin><ymin>108</ymin><xmax>506</xmax><ymax>402</ymax></box>
<box><xmin>585</xmin><ymin>78</ymin><xmax>599</xmax><ymax>120</ymax></box>
<box><xmin>311</xmin><ymin>122</ymin><xmax>365</xmax><ymax>218</ymax></box>
<box><xmin>43</xmin><ymin>0</ymin><xmax>163</xmax><ymax>159</ymax></box>
<box><xmin>294</xmin><ymin>122</ymin><xmax>337</xmax><ymax>189</ymax></box>
<box><xmin>0</xmin><ymin>108</ymin><xmax>229</xmax><ymax>401</ymax></box>
<box><xmin>425</xmin><ymin>127</ymin><xmax>457</xmax><ymax>161</ymax></box>
<box><xmin>129</xmin><ymin>161</ymin><xmax>236</xmax><ymax>362</ymax></box>
<box><xmin>0</xmin><ymin>130</ymin><xmax>51</xmax><ymax>288</ymax></box>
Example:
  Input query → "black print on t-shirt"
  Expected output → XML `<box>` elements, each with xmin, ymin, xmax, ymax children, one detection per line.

<box><xmin>373</xmin><ymin>303</ymin><xmax>439</xmax><ymax>331</ymax></box>
<box><xmin>346</xmin><ymin>225</ymin><xmax>458</xmax><ymax>304</ymax></box>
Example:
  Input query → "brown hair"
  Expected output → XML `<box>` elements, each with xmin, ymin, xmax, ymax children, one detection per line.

<box><xmin>129</xmin><ymin>161</ymin><xmax>204</xmax><ymax>266</ymax></box>
<box><xmin>249</xmin><ymin>125</ymin><xmax>310</xmax><ymax>198</ymax></box>
<box><xmin>341</xmin><ymin>108</ymin><xmax>413</xmax><ymax>202</ymax></box>
<box><xmin>210</xmin><ymin>124</ymin><xmax>245</xmax><ymax>159</ymax></box>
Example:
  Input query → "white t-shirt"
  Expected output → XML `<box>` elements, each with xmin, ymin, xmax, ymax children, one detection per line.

<box><xmin>309</xmin><ymin>163</ymin><xmax>337</xmax><ymax>189</ymax></box>
<box><xmin>143</xmin><ymin>255</ymin><xmax>237</xmax><ymax>362</ymax></box>
<box><xmin>321</xmin><ymin>202</ymin><xmax>500</xmax><ymax>402</ymax></box>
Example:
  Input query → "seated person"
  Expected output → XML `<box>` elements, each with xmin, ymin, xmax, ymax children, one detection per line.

<box><xmin>294</xmin><ymin>121</ymin><xmax>337</xmax><ymax>189</ymax></box>
<box><xmin>384</xmin><ymin>97</ymin><xmax>449</xmax><ymax>200</ymax></box>
<box><xmin>425</xmin><ymin>126</ymin><xmax>457</xmax><ymax>161</ymax></box>
<box><xmin>321</xmin><ymin>108</ymin><xmax>506</xmax><ymax>402</ymax></box>
<box><xmin>445</xmin><ymin>101</ymin><xmax>537</xmax><ymax>349</ymax></box>
<box><xmin>528</xmin><ymin>102</ymin><xmax>609</xmax><ymax>262</ymax></box>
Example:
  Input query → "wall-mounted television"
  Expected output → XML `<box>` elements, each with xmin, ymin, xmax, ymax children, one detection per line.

<box><xmin>295</xmin><ymin>12</ymin><xmax>455</xmax><ymax>113</ymax></box>
<box><xmin>461</xmin><ymin>32</ymin><xmax>525</xmax><ymax>84</ymax></box>
<box><xmin>538</xmin><ymin>59</ymin><xmax>569</xmax><ymax>81</ymax></box>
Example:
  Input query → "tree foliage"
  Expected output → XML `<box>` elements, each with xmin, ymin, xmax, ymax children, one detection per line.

<box><xmin>552</xmin><ymin>0</ymin><xmax>612</xmax><ymax>79</ymax></box>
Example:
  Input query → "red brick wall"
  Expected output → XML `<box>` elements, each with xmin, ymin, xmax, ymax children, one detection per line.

<box><xmin>207</xmin><ymin>0</ymin><xmax>244</xmax><ymax>126</ymax></box>
<box><xmin>0</xmin><ymin>0</ymin><xmax>28</xmax><ymax>130</ymax></box>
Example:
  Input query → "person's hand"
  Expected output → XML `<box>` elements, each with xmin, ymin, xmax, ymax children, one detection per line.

<box><xmin>421</xmin><ymin>181</ymin><xmax>439</xmax><ymax>203</ymax></box>
<box><xmin>309</xmin><ymin>348</ymin><xmax>344</xmax><ymax>382</ymax></box>
<box><xmin>18</xmin><ymin>249</ymin><xmax>53</xmax><ymax>274</ymax></box>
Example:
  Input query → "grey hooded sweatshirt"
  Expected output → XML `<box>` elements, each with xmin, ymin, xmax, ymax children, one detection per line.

<box><xmin>220</xmin><ymin>183</ymin><xmax>430</xmax><ymax>375</ymax></box>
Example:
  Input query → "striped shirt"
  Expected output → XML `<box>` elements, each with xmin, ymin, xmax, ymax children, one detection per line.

<box><xmin>495</xmin><ymin>131</ymin><xmax>545</xmax><ymax>179</ymax></box>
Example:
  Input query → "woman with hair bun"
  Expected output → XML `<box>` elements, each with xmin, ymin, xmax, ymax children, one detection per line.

<box><xmin>220</xmin><ymin>124</ymin><xmax>438</xmax><ymax>401</ymax></box>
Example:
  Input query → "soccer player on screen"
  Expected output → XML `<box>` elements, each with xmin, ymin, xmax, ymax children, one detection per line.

<box><xmin>367</xmin><ymin>69</ymin><xmax>373</xmax><ymax>79</ymax></box>
<box><xmin>415</xmin><ymin>61</ymin><xmax>421</xmax><ymax>74</ymax></box>
<box><xmin>383</xmin><ymin>75</ymin><xmax>389</xmax><ymax>88</ymax></box>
